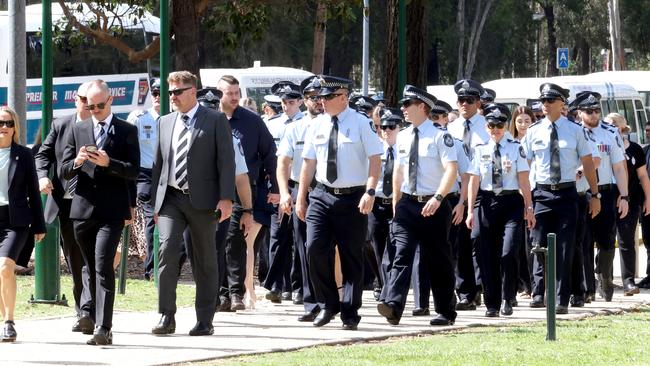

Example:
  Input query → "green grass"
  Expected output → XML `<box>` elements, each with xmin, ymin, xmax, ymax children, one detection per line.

<box><xmin>14</xmin><ymin>275</ymin><xmax>196</xmax><ymax>320</ymax></box>
<box><xmin>203</xmin><ymin>307</ymin><xmax>650</xmax><ymax>366</ymax></box>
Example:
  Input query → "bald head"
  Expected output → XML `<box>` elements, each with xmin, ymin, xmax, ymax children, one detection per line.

<box><xmin>85</xmin><ymin>79</ymin><xmax>113</xmax><ymax>121</ymax></box>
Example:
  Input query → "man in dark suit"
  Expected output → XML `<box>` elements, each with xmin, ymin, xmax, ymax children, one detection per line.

<box><xmin>61</xmin><ymin>80</ymin><xmax>140</xmax><ymax>345</ymax></box>
<box><xmin>35</xmin><ymin>82</ymin><xmax>93</xmax><ymax>335</ymax></box>
<box><xmin>150</xmin><ymin>71</ymin><xmax>235</xmax><ymax>336</ymax></box>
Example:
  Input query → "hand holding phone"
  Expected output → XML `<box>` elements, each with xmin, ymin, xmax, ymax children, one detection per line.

<box><xmin>85</xmin><ymin>144</ymin><xmax>98</xmax><ymax>154</ymax></box>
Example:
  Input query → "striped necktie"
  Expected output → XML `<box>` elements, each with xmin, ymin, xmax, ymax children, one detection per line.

<box><xmin>175</xmin><ymin>114</ymin><xmax>191</xmax><ymax>190</ymax></box>
<box><xmin>96</xmin><ymin>121</ymin><xmax>106</xmax><ymax>148</ymax></box>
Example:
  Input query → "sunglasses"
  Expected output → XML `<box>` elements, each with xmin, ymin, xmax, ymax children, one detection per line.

<box><xmin>318</xmin><ymin>93</ymin><xmax>345</xmax><ymax>101</ymax></box>
<box><xmin>541</xmin><ymin>98</ymin><xmax>558</xmax><ymax>104</ymax></box>
<box><xmin>401</xmin><ymin>99</ymin><xmax>421</xmax><ymax>108</ymax></box>
<box><xmin>85</xmin><ymin>99</ymin><xmax>110</xmax><ymax>111</ymax></box>
<box><xmin>487</xmin><ymin>122</ymin><xmax>506</xmax><ymax>130</ymax></box>
<box><xmin>458</xmin><ymin>97</ymin><xmax>477</xmax><ymax>104</ymax></box>
<box><xmin>168</xmin><ymin>86</ymin><xmax>192</xmax><ymax>97</ymax></box>
<box><xmin>0</xmin><ymin>120</ymin><xmax>15</xmax><ymax>128</ymax></box>
<box><xmin>306</xmin><ymin>95</ymin><xmax>320</xmax><ymax>102</ymax></box>
<box><xmin>77</xmin><ymin>95</ymin><xmax>87</xmax><ymax>103</ymax></box>
<box><xmin>581</xmin><ymin>108</ymin><xmax>601</xmax><ymax>115</ymax></box>
<box><xmin>380</xmin><ymin>125</ymin><xmax>398</xmax><ymax>130</ymax></box>
<box><xmin>151</xmin><ymin>90</ymin><xmax>161</xmax><ymax>97</ymax></box>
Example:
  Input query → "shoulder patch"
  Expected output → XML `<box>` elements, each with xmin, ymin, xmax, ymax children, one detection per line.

<box><xmin>443</xmin><ymin>133</ymin><xmax>454</xmax><ymax>147</ymax></box>
<box><xmin>369</xmin><ymin>121</ymin><xmax>377</xmax><ymax>133</ymax></box>
<box><xmin>519</xmin><ymin>145</ymin><xmax>526</xmax><ymax>158</ymax></box>
<box><xmin>583</xmin><ymin>128</ymin><xmax>596</xmax><ymax>142</ymax></box>
<box><xmin>507</xmin><ymin>138</ymin><xmax>520</xmax><ymax>144</ymax></box>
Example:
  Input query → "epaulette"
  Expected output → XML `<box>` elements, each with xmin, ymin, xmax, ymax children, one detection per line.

<box><xmin>600</xmin><ymin>122</ymin><xmax>617</xmax><ymax>133</ymax></box>
<box><xmin>568</xmin><ymin>118</ymin><xmax>581</xmax><ymax>126</ymax></box>
<box><xmin>529</xmin><ymin>120</ymin><xmax>542</xmax><ymax>128</ymax></box>
<box><xmin>434</xmin><ymin>123</ymin><xmax>448</xmax><ymax>131</ymax></box>
<box><xmin>476</xmin><ymin>142</ymin><xmax>489</xmax><ymax>147</ymax></box>
<box><xmin>507</xmin><ymin>138</ymin><xmax>520</xmax><ymax>144</ymax></box>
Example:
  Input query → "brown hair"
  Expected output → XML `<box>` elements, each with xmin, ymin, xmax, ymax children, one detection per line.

<box><xmin>168</xmin><ymin>71</ymin><xmax>198</xmax><ymax>87</ymax></box>
<box><xmin>510</xmin><ymin>105</ymin><xmax>535</xmax><ymax>139</ymax></box>
<box><xmin>218</xmin><ymin>74</ymin><xmax>240</xmax><ymax>86</ymax></box>
<box><xmin>0</xmin><ymin>106</ymin><xmax>21</xmax><ymax>144</ymax></box>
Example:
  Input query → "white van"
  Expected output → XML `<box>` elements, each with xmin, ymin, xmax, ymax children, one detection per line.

<box><xmin>200</xmin><ymin>63</ymin><xmax>314</xmax><ymax>112</ymax></box>
<box><xmin>585</xmin><ymin>71</ymin><xmax>650</xmax><ymax>115</ymax></box>
<box><xmin>425</xmin><ymin>84</ymin><xmax>457</xmax><ymax>106</ymax></box>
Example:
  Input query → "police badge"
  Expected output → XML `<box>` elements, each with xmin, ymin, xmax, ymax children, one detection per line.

<box><xmin>443</xmin><ymin>133</ymin><xmax>454</xmax><ymax>147</ymax></box>
<box><xmin>519</xmin><ymin>145</ymin><xmax>526</xmax><ymax>158</ymax></box>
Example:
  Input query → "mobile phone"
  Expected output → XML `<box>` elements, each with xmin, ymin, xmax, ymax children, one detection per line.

<box><xmin>85</xmin><ymin>145</ymin><xmax>98</xmax><ymax>153</ymax></box>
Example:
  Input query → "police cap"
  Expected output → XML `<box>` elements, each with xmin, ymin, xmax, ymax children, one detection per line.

<box><xmin>316</xmin><ymin>75</ymin><xmax>353</xmax><ymax>96</ymax></box>
<box><xmin>300</xmin><ymin>76</ymin><xmax>320</xmax><ymax>95</ymax></box>
<box><xmin>483</xmin><ymin>103</ymin><xmax>511</xmax><ymax>123</ymax></box>
<box><xmin>197</xmin><ymin>88</ymin><xmax>223</xmax><ymax>109</ymax></box>
<box><xmin>431</xmin><ymin>100</ymin><xmax>453</xmax><ymax>114</ymax></box>
<box><xmin>539</xmin><ymin>82</ymin><xmax>570</xmax><ymax>102</ymax></box>
<box><xmin>379</xmin><ymin>107</ymin><xmax>404</xmax><ymax>126</ymax></box>
<box><xmin>481</xmin><ymin>88</ymin><xmax>496</xmax><ymax>103</ymax></box>
<box><xmin>349</xmin><ymin>95</ymin><xmax>377</xmax><ymax>114</ymax></box>
<box><xmin>150</xmin><ymin>78</ymin><xmax>161</xmax><ymax>91</ymax></box>
<box><xmin>454</xmin><ymin>79</ymin><xmax>484</xmax><ymax>97</ymax></box>
<box><xmin>271</xmin><ymin>81</ymin><xmax>302</xmax><ymax>100</ymax></box>
<box><xmin>573</xmin><ymin>91</ymin><xmax>602</xmax><ymax>110</ymax></box>
<box><xmin>399</xmin><ymin>84</ymin><xmax>437</xmax><ymax>110</ymax></box>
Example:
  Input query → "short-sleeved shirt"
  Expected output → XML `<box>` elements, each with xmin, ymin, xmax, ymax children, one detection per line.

<box><xmin>522</xmin><ymin>116</ymin><xmax>592</xmax><ymax>184</ymax></box>
<box><xmin>302</xmin><ymin>107</ymin><xmax>383</xmax><ymax>188</ymax></box>
<box><xmin>469</xmin><ymin>138</ymin><xmax>529</xmax><ymax>192</ymax></box>
<box><xmin>625</xmin><ymin>141</ymin><xmax>646</xmax><ymax>205</ymax></box>
<box><xmin>396</xmin><ymin>120</ymin><xmax>457</xmax><ymax>195</ymax></box>
<box><xmin>446</xmin><ymin>112</ymin><xmax>490</xmax><ymax>158</ymax></box>
<box><xmin>128</xmin><ymin>108</ymin><xmax>159</xmax><ymax>169</ymax></box>
<box><xmin>376</xmin><ymin>142</ymin><xmax>396</xmax><ymax>198</ymax></box>
<box><xmin>232</xmin><ymin>135</ymin><xmax>248</xmax><ymax>176</ymax></box>
<box><xmin>588</xmin><ymin>121</ymin><xmax>625</xmax><ymax>185</ymax></box>
<box><xmin>576</xmin><ymin>132</ymin><xmax>600</xmax><ymax>193</ymax></box>
<box><xmin>266</xmin><ymin>111</ymin><xmax>304</xmax><ymax>148</ymax></box>
<box><xmin>277</xmin><ymin>113</ymin><xmax>318</xmax><ymax>181</ymax></box>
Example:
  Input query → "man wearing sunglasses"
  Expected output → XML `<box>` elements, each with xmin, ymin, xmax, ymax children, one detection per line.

<box><xmin>575</xmin><ymin>91</ymin><xmax>629</xmax><ymax>302</ymax></box>
<box><xmin>60</xmin><ymin>80</ymin><xmax>140</xmax><ymax>345</ymax></box>
<box><xmin>521</xmin><ymin>83</ymin><xmax>600</xmax><ymax>314</ymax></box>
<box><xmin>446</xmin><ymin>79</ymin><xmax>489</xmax><ymax>312</ymax></box>
<box><xmin>35</xmin><ymin>81</ymin><xmax>93</xmax><ymax>335</ymax></box>
<box><xmin>296</xmin><ymin>75</ymin><xmax>383</xmax><ymax>330</ymax></box>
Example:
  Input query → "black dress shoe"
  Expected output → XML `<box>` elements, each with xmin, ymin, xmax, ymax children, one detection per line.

<box><xmin>298</xmin><ymin>312</ymin><xmax>318</xmax><ymax>322</ymax></box>
<box><xmin>217</xmin><ymin>297</ymin><xmax>233</xmax><ymax>312</ymax></box>
<box><xmin>624</xmin><ymin>283</ymin><xmax>640</xmax><ymax>296</ymax></box>
<box><xmin>265</xmin><ymin>290</ymin><xmax>282</xmax><ymax>303</ymax></box>
<box><xmin>598</xmin><ymin>274</ymin><xmax>614</xmax><ymax>302</ymax></box>
<box><xmin>281</xmin><ymin>291</ymin><xmax>292</xmax><ymax>301</ymax></box>
<box><xmin>312</xmin><ymin>309</ymin><xmax>337</xmax><ymax>327</ymax></box>
<box><xmin>341</xmin><ymin>321</ymin><xmax>358</xmax><ymax>330</ymax></box>
<box><xmin>473</xmin><ymin>291</ymin><xmax>482</xmax><ymax>306</ymax></box>
<box><xmin>152</xmin><ymin>314</ymin><xmax>176</xmax><ymax>334</ymax></box>
<box><xmin>570</xmin><ymin>295</ymin><xmax>585</xmax><ymax>307</ymax></box>
<box><xmin>412</xmin><ymin>307</ymin><xmax>430</xmax><ymax>316</ymax></box>
<box><xmin>585</xmin><ymin>293</ymin><xmax>595</xmax><ymax>303</ymax></box>
<box><xmin>429</xmin><ymin>314</ymin><xmax>454</xmax><ymax>326</ymax></box>
<box><xmin>72</xmin><ymin>316</ymin><xmax>94</xmax><ymax>335</ymax></box>
<box><xmin>485</xmin><ymin>308</ymin><xmax>499</xmax><ymax>317</ymax></box>
<box><xmin>529</xmin><ymin>295</ymin><xmax>545</xmax><ymax>308</ymax></box>
<box><xmin>373</xmin><ymin>288</ymin><xmax>382</xmax><ymax>302</ymax></box>
<box><xmin>500</xmin><ymin>300</ymin><xmax>513</xmax><ymax>316</ymax></box>
<box><xmin>638</xmin><ymin>276</ymin><xmax>650</xmax><ymax>289</ymax></box>
<box><xmin>231</xmin><ymin>294</ymin><xmax>246</xmax><ymax>311</ymax></box>
<box><xmin>189</xmin><ymin>321</ymin><xmax>214</xmax><ymax>336</ymax></box>
<box><xmin>455</xmin><ymin>298</ymin><xmax>476</xmax><ymax>311</ymax></box>
<box><xmin>292</xmin><ymin>292</ymin><xmax>304</xmax><ymax>305</ymax></box>
<box><xmin>556</xmin><ymin>305</ymin><xmax>568</xmax><ymax>314</ymax></box>
<box><xmin>2</xmin><ymin>321</ymin><xmax>17</xmax><ymax>342</ymax></box>
<box><xmin>377</xmin><ymin>302</ymin><xmax>400</xmax><ymax>325</ymax></box>
<box><xmin>88</xmin><ymin>326</ymin><xmax>112</xmax><ymax>345</ymax></box>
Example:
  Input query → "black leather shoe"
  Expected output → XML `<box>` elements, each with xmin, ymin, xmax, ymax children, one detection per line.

<box><xmin>265</xmin><ymin>290</ymin><xmax>282</xmax><ymax>303</ymax></box>
<box><xmin>556</xmin><ymin>305</ymin><xmax>568</xmax><ymax>314</ymax></box>
<box><xmin>88</xmin><ymin>326</ymin><xmax>112</xmax><ymax>345</ymax></box>
<box><xmin>217</xmin><ymin>297</ymin><xmax>233</xmax><ymax>312</ymax></box>
<box><xmin>298</xmin><ymin>311</ymin><xmax>318</xmax><ymax>322</ymax></box>
<box><xmin>510</xmin><ymin>299</ymin><xmax>518</xmax><ymax>307</ymax></box>
<box><xmin>500</xmin><ymin>300</ymin><xmax>513</xmax><ymax>316</ymax></box>
<box><xmin>230</xmin><ymin>294</ymin><xmax>246</xmax><ymax>311</ymax></box>
<box><xmin>429</xmin><ymin>314</ymin><xmax>454</xmax><ymax>326</ymax></box>
<box><xmin>529</xmin><ymin>295</ymin><xmax>545</xmax><ymax>308</ymax></box>
<box><xmin>152</xmin><ymin>314</ymin><xmax>176</xmax><ymax>335</ymax></box>
<box><xmin>585</xmin><ymin>293</ymin><xmax>595</xmax><ymax>303</ymax></box>
<box><xmin>598</xmin><ymin>274</ymin><xmax>614</xmax><ymax>302</ymax></box>
<box><xmin>570</xmin><ymin>295</ymin><xmax>585</xmax><ymax>307</ymax></box>
<box><xmin>473</xmin><ymin>291</ymin><xmax>482</xmax><ymax>306</ymax></box>
<box><xmin>638</xmin><ymin>276</ymin><xmax>650</xmax><ymax>289</ymax></box>
<box><xmin>485</xmin><ymin>308</ymin><xmax>499</xmax><ymax>317</ymax></box>
<box><xmin>281</xmin><ymin>291</ymin><xmax>292</xmax><ymax>301</ymax></box>
<box><xmin>72</xmin><ymin>316</ymin><xmax>94</xmax><ymax>335</ymax></box>
<box><xmin>189</xmin><ymin>321</ymin><xmax>214</xmax><ymax>336</ymax></box>
<box><xmin>624</xmin><ymin>283</ymin><xmax>640</xmax><ymax>296</ymax></box>
<box><xmin>342</xmin><ymin>321</ymin><xmax>358</xmax><ymax>330</ymax></box>
<box><xmin>373</xmin><ymin>288</ymin><xmax>382</xmax><ymax>302</ymax></box>
<box><xmin>412</xmin><ymin>307</ymin><xmax>430</xmax><ymax>316</ymax></box>
<box><xmin>2</xmin><ymin>321</ymin><xmax>17</xmax><ymax>342</ymax></box>
<box><xmin>455</xmin><ymin>298</ymin><xmax>476</xmax><ymax>311</ymax></box>
<box><xmin>313</xmin><ymin>309</ymin><xmax>336</xmax><ymax>327</ymax></box>
<box><xmin>377</xmin><ymin>302</ymin><xmax>400</xmax><ymax>325</ymax></box>
<box><xmin>292</xmin><ymin>292</ymin><xmax>304</xmax><ymax>305</ymax></box>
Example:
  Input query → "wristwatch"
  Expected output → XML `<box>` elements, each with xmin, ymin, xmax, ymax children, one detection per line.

<box><xmin>434</xmin><ymin>193</ymin><xmax>444</xmax><ymax>202</ymax></box>
<box><xmin>366</xmin><ymin>188</ymin><xmax>376</xmax><ymax>196</ymax></box>
<box><xmin>592</xmin><ymin>192</ymin><xmax>602</xmax><ymax>199</ymax></box>
<box><xmin>620</xmin><ymin>195</ymin><xmax>630</xmax><ymax>202</ymax></box>
<box><xmin>241</xmin><ymin>208</ymin><xmax>253</xmax><ymax>213</ymax></box>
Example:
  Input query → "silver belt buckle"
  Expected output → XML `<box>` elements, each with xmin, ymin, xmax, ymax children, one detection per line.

<box><xmin>550</xmin><ymin>184</ymin><xmax>559</xmax><ymax>191</ymax></box>
<box><xmin>333</xmin><ymin>188</ymin><xmax>342</xmax><ymax>195</ymax></box>
<box><xmin>417</xmin><ymin>195</ymin><xmax>426</xmax><ymax>203</ymax></box>
<box><xmin>181</xmin><ymin>188</ymin><xmax>189</xmax><ymax>195</ymax></box>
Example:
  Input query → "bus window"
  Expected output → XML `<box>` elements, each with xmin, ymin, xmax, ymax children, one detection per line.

<box><xmin>600</xmin><ymin>100</ymin><xmax>610</xmax><ymax>116</ymax></box>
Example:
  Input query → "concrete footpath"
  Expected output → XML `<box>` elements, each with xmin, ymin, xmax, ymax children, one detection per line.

<box><xmin>1</xmin><ymin>285</ymin><xmax>649</xmax><ymax>366</ymax></box>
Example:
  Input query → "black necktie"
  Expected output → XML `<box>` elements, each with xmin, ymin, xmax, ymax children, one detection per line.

<box><xmin>408</xmin><ymin>127</ymin><xmax>419</xmax><ymax>193</ymax></box>
<box><xmin>550</xmin><ymin>122</ymin><xmax>561</xmax><ymax>184</ymax></box>
<box><xmin>175</xmin><ymin>114</ymin><xmax>191</xmax><ymax>190</ymax></box>
<box><xmin>463</xmin><ymin>119</ymin><xmax>472</xmax><ymax>158</ymax></box>
<box><xmin>326</xmin><ymin>116</ymin><xmax>339</xmax><ymax>183</ymax></box>
<box><xmin>493</xmin><ymin>143</ymin><xmax>503</xmax><ymax>190</ymax></box>
<box><xmin>383</xmin><ymin>147</ymin><xmax>394</xmax><ymax>197</ymax></box>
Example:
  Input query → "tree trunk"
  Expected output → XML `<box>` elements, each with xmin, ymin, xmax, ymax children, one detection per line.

<box><xmin>456</xmin><ymin>0</ymin><xmax>466</xmax><ymax>80</ymax></box>
<box><xmin>311</xmin><ymin>2</ymin><xmax>328</xmax><ymax>74</ymax></box>
<box><xmin>574</xmin><ymin>35</ymin><xmax>590</xmax><ymax>74</ymax></box>
<box><xmin>385</xmin><ymin>0</ymin><xmax>399</xmax><ymax>106</ymax></box>
<box><xmin>172</xmin><ymin>0</ymin><xmax>200</xmax><ymax>79</ymax></box>
<box><xmin>406</xmin><ymin>0</ymin><xmax>426</xmax><ymax>87</ymax></box>
<box><xmin>464</xmin><ymin>0</ymin><xmax>493</xmax><ymax>78</ymax></box>
<box><xmin>608</xmin><ymin>0</ymin><xmax>624</xmax><ymax>70</ymax></box>
<box><xmin>543</xmin><ymin>4</ymin><xmax>557</xmax><ymax>76</ymax></box>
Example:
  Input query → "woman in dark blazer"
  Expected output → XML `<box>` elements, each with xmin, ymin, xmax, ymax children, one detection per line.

<box><xmin>0</xmin><ymin>106</ymin><xmax>46</xmax><ymax>342</ymax></box>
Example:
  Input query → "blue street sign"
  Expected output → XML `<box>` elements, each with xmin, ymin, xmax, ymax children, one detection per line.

<box><xmin>557</xmin><ymin>48</ymin><xmax>569</xmax><ymax>69</ymax></box>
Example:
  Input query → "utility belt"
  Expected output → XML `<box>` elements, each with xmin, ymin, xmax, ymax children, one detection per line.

<box><xmin>376</xmin><ymin>197</ymin><xmax>392</xmax><ymax>205</ymax></box>
<box><xmin>598</xmin><ymin>183</ymin><xmax>616</xmax><ymax>191</ymax></box>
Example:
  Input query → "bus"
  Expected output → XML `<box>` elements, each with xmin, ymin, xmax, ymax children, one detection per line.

<box><xmin>0</xmin><ymin>3</ymin><xmax>160</xmax><ymax>143</ymax></box>
<box><xmin>200</xmin><ymin>62</ymin><xmax>314</xmax><ymax>112</ymax></box>
<box><xmin>483</xmin><ymin>76</ymin><xmax>649</xmax><ymax>143</ymax></box>
<box><xmin>585</xmin><ymin>71</ymin><xmax>650</xmax><ymax>115</ymax></box>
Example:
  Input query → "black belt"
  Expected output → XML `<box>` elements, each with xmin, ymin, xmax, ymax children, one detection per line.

<box><xmin>480</xmin><ymin>189</ymin><xmax>519</xmax><ymax>197</ymax></box>
<box><xmin>536</xmin><ymin>182</ymin><xmax>576</xmax><ymax>191</ymax></box>
<box><xmin>288</xmin><ymin>180</ymin><xmax>298</xmax><ymax>188</ymax></box>
<box><xmin>447</xmin><ymin>192</ymin><xmax>460</xmax><ymax>200</ymax></box>
<box><xmin>598</xmin><ymin>183</ymin><xmax>616</xmax><ymax>191</ymax></box>
<box><xmin>377</xmin><ymin>197</ymin><xmax>392</xmax><ymax>205</ymax></box>
<box><xmin>169</xmin><ymin>186</ymin><xmax>189</xmax><ymax>195</ymax></box>
<box><xmin>316</xmin><ymin>183</ymin><xmax>365</xmax><ymax>195</ymax></box>
<box><xmin>402</xmin><ymin>193</ymin><xmax>434</xmax><ymax>203</ymax></box>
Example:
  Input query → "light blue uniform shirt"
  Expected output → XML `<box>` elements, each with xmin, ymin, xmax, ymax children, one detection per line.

<box><xmin>128</xmin><ymin>108</ymin><xmax>159</xmax><ymax>169</ymax></box>
<box><xmin>232</xmin><ymin>135</ymin><xmax>248</xmax><ymax>176</ymax></box>
<box><xmin>266</xmin><ymin>111</ymin><xmax>303</xmax><ymax>148</ymax></box>
<box><xmin>396</xmin><ymin>120</ymin><xmax>457</xmax><ymax>195</ymax></box>
<box><xmin>449</xmin><ymin>137</ymin><xmax>470</xmax><ymax>194</ymax></box>
<box><xmin>277</xmin><ymin>113</ymin><xmax>318</xmax><ymax>181</ymax></box>
<box><xmin>576</xmin><ymin>134</ymin><xmax>600</xmax><ymax>193</ymax></box>
<box><xmin>303</xmin><ymin>107</ymin><xmax>383</xmax><ymax>188</ymax></box>
<box><xmin>469</xmin><ymin>138</ymin><xmax>529</xmax><ymax>192</ymax></box>
<box><xmin>522</xmin><ymin>116</ymin><xmax>592</xmax><ymax>184</ymax></box>
<box><xmin>447</xmin><ymin>112</ymin><xmax>490</xmax><ymax>158</ymax></box>
<box><xmin>587</xmin><ymin>121</ymin><xmax>625</xmax><ymax>185</ymax></box>
<box><xmin>0</xmin><ymin>147</ymin><xmax>9</xmax><ymax>205</ymax></box>
<box><xmin>376</xmin><ymin>141</ymin><xmax>396</xmax><ymax>199</ymax></box>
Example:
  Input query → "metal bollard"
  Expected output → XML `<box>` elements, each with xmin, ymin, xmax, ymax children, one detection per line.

<box><xmin>31</xmin><ymin>215</ymin><xmax>67</xmax><ymax>306</ymax></box>
<box><xmin>118</xmin><ymin>225</ymin><xmax>130</xmax><ymax>294</ymax></box>
<box><xmin>530</xmin><ymin>233</ymin><xmax>557</xmax><ymax>341</ymax></box>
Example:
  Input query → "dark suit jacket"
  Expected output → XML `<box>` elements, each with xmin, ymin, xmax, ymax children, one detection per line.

<box><xmin>6</xmin><ymin>143</ymin><xmax>46</xmax><ymax>233</ymax></box>
<box><xmin>34</xmin><ymin>114</ymin><xmax>76</xmax><ymax>224</ymax></box>
<box><xmin>151</xmin><ymin>105</ymin><xmax>236</xmax><ymax>213</ymax></box>
<box><xmin>60</xmin><ymin>116</ymin><xmax>140</xmax><ymax>221</ymax></box>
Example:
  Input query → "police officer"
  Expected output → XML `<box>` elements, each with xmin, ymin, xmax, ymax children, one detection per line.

<box><xmin>479</xmin><ymin>88</ymin><xmax>496</xmax><ymax>113</ymax></box>
<box><xmin>521</xmin><ymin>83</ymin><xmax>600</xmax><ymax>314</ymax></box>
<box><xmin>277</xmin><ymin>76</ymin><xmax>323</xmax><ymax>320</ymax></box>
<box><xmin>446</xmin><ymin>79</ymin><xmax>489</xmax><ymax>310</ymax></box>
<box><xmin>377</xmin><ymin>85</ymin><xmax>458</xmax><ymax>326</ymax></box>
<box><xmin>262</xmin><ymin>95</ymin><xmax>283</xmax><ymax>123</ymax></box>
<box><xmin>264</xmin><ymin>81</ymin><xmax>304</xmax><ymax>302</ymax></box>
<box><xmin>349</xmin><ymin>95</ymin><xmax>378</xmax><ymax>118</ymax></box>
<box><xmin>296</xmin><ymin>75</ymin><xmax>383</xmax><ymax>330</ymax></box>
<box><xmin>466</xmin><ymin>104</ymin><xmax>535</xmax><ymax>317</ymax></box>
<box><xmin>575</xmin><ymin>91</ymin><xmax>629</xmax><ymax>302</ymax></box>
